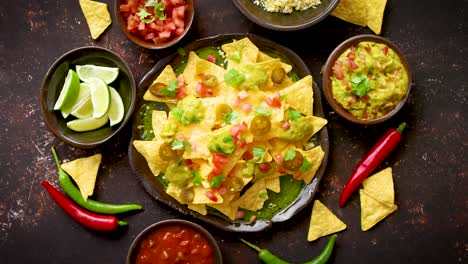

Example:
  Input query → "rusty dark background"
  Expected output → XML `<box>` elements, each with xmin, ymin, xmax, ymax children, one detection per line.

<box><xmin>0</xmin><ymin>0</ymin><xmax>466</xmax><ymax>263</ymax></box>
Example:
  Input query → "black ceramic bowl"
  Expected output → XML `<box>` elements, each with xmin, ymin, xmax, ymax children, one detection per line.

<box><xmin>232</xmin><ymin>0</ymin><xmax>340</xmax><ymax>31</ymax></box>
<box><xmin>115</xmin><ymin>0</ymin><xmax>194</xmax><ymax>49</ymax></box>
<box><xmin>126</xmin><ymin>219</ymin><xmax>223</xmax><ymax>264</ymax></box>
<box><xmin>40</xmin><ymin>46</ymin><xmax>136</xmax><ymax>148</ymax></box>
<box><xmin>322</xmin><ymin>34</ymin><xmax>412</xmax><ymax>125</ymax></box>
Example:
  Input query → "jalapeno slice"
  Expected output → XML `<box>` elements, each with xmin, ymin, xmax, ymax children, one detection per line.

<box><xmin>271</xmin><ymin>67</ymin><xmax>286</xmax><ymax>85</ymax></box>
<box><xmin>179</xmin><ymin>187</ymin><xmax>195</xmax><ymax>203</ymax></box>
<box><xmin>226</xmin><ymin>177</ymin><xmax>244</xmax><ymax>194</ymax></box>
<box><xmin>283</xmin><ymin>150</ymin><xmax>303</xmax><ymax>170</ymax></box>
<box><xmin>250</xmin><ymin>116</ymin><xmax>271</xmax><ymax>136</ymax></box>
<box><xmin>158</xmin><ymin>142</ymin><xmax>177</xmax><ymax>161</ymax></box>
<box><xmin>201</xmin><ymin>74</ymin><xmax>218</xmax><ymax>87</ymax></box>
<box><xmin>149</xmin><ymin>82</ymin><xmax>166</xmax><ymax>97</ymax></box>
<box><xmin>216</xmin><ymin>104</ymin><xmax>232</xmax><ymax>122</ymax></box>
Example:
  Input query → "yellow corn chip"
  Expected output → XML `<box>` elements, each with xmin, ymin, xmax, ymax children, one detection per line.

<box><xmin>299</xmin><ymin>146</ymin><xmax>325</xmax><ymax>184</ymax></box>
<box><xmin>307</xmin><ymin>200</ymin><xmax>347</xmax><ymax>241</ymax></box>
<box><xmin>367</xmin><ymin>0</ymin><xmax>387</xmax><ymax>35</ymax></box>
<box><xmin>236</xmin><ymin>179</ymin><xmax>269</xmax><ymax>211</ymax></box>
<box><xmin>192</xmin><ymin>186</ymin><xmax>223</xmax><ymax>204</ymax></box>
<box><xmin>257</xmin><ymin>52</ymin><xmax>293</xmax><ymax>73</ymax></box>
<box><xmin>331</xmin><ymin>0</ymin><xmax>368</xmax><ymax>27</ymax></box>
<box><xmin>143</xmin><ymin>65</ymin><xmax>177</xmax><ymax>103</ymax></box>
<box><xmin>188</xmin><ymin>204</ymin><xmax>207</xmax><ymax>215</ymax></box>
<box><xmin>151</xmin><ymin>110</ymin><xmax>168</xmax><ymax>141</ymax></box>
<box><xmin>281</xmin><ymin>75</ymin><xmax>314</xmax><ymax>116</ymax></box>
<box><xmin>209</xmin><ymin>194</ymin><xmax>240</xmax><ymax>220</ymax></box>
<box><xmin>222</xmin><ymin>38</ymin><xmax>259</xmax><ymax>68</ymax></box>
<box><xmin>133</xmin><ymin>139</ymin><xmax>170</xmax><ymax>176</ymax></box>
<box><xmin>360</xmin><ymin>189</ymin><xmax>397</xmax><ymax>231</ymax></box>
<box><xmin>265</xmin><ymin>176</ymin><xmax>281</xmax><ymax>193</ymax></box>
<box><xmin>61</xmin><ymin>154</ymin><xmax>102</xmax><ymax>201</ymax></box>
<box><xmin>79</xmin><ymin>0</ymin><xmax>111</xmax><ymax>39</ymax></box>
<box><xmin>279</xmin><ymin>116</ymin><xmax>327</xmax><ymax>143</ymax></box>
<box><xmin>362</xmin><ymin>167</ymin><xmax>394</xmax><ymax>205</ymax></box>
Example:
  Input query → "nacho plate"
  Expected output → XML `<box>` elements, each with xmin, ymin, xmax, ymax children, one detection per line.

<box><xmin>129</xmin><ymin>34</ymin><xmax>329</xmax><ymax>232</ymax></box>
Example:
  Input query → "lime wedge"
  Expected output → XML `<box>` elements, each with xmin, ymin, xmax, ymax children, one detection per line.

<box><xmin>53</xmin><ymin>69</ymin><xmax>80</xmax><ymax>111</ymax></box>
<box><xmin>70</xmin><ymin>95</ymin><xmax>93</xmax><ymax>119</ymax></box>
<box><xmin>67</xmin><ymin>116</ymin><xmax>109</xmax><ymax>132</ymax></box>
<box><xmin>88</xmin><ymin>78</ymin><xmax>110</xmax><ymax>119</ymax></box>
<box><xmin>108</xmin><ymin>87</ymin><xmax>125</xmax><ymax>126</ymax></box>
<box><xmin>76</xmin><ymin>64</ymin><xmax>119</xmax><ymax>84</ymax></box>
<box><xmin>61</xmin><ymin>83</ymin><xmax>92</xmax><ymax>118</ymax></box>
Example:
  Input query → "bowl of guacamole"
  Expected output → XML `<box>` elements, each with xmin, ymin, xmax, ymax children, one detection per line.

<box><xmin>322</xmin><ymin>35</ymin><xmax>411</xmax><ymax>124</ymax></box>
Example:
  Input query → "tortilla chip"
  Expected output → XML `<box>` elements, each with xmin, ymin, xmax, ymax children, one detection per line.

<box><xmin>367</xmin><ymin>0</ymin><xmax>387</xmax><ymax>35</ymax></box>
<box><xmin>61</xmin><ymin>154</ymin><xmax>101</xmax><ymax>201</ymax></box>
<box><xmin>299</xmin><ymin>146</ymin><xmax>325</xmax><ymax>184</ymax></box>
<box><xmin>280</xmin><ymin>75</ymin><xmax>314</xmax><ymax>116</ymax></box>
<box><xmin>188</xmin><ymin>204</ymin><xmax>207</xmax><ymax>215</ymax></box>
<box><xmin>362</xmin><ymin>167</ymin><xmax>394</xmax><ymax>205</ymax></box>
<box><xmin>79</xmin><ymin>0</ymin><xmax>111</xmax><ymax>39</ymax></box>
<box><xmin>222</xmin><ymin>38</ymin><xmax>259</xmax><ymax>67</ymax></box>
<box><xmin>192</xmin><ymin>186</ymin><xmax>223</xmax><ymax>204</ymax></box>
<box><xmin>133</xmin><ymin>139</ymin><xmax>170</xmax><ymax>176</ymax></box>
<box><xmin>143</xmin><ymin>65</ymin><xmax>178</xmax><ymax>103</ymax></box>
<box><xmin>331</xmin><ymin>0</ymin><xmax>368</xmax><ymax>27</ymax></box>
<box><xmin>255</xmin><ymin>59</ymin><xmax>294</xmax><ymax>90</ymax></box>
<box><xmin>151</xmin><ymin>110</ymin><xmax>168</xmax><ymax>140</ymax></box>
<box><xmin>307</xmin><ymin>200</ymin><xmax>347</xmax><ymax>241</ymax></box>
<box><xmin>236</xmin><ymin>179</ymin><xmax>269</xmax><ymax>211</ymax></box>
<box><xmin>257</xmin><ymin>52</ymin><xmax>293</xmax><ymax>73</ymax></box>
<box><xmin>265</xmin><ymin>176</ymin><xmax>281</xmax><ymax>193</ymax></box>
<box><xmin>209</xmin><ymin>194</ymin><xmax>240</xmax><ymax>220</ymax></box>
<box><xmin>360</xmin><ymin>189</ymin><xmax>397</xmax><ymax>231</ymax></box>
<box><xmin>166</xmin><ymin>183</ymin><xmax>184</xmax><ymax>204</ymax></box>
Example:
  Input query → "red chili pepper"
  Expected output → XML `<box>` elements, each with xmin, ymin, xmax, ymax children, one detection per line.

<box><xmin>339</xmin><ymin>122</ymin><xmax>407</xmax><ymax>207</ymax></box>
<box><xmin>40</xmin><ymin>181</ymin><xmax>128</xmax><ymax>231</ymax></box>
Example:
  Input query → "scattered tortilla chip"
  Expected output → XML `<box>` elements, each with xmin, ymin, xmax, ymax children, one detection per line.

<box><xmin>133</xmin><ymin>139</ymin><xmax>170</xmax><ymax>176</ymax></box>
<box><xmin>362</xmin><ymin>167</ymin><xmax>394</xmax><ymax>205</ymax></box>
<box><xmin>79</xmin><ymin>0</ymin><xmax>111</xmax><ymax>39</ymax></box>
<box><xmin>307</xmin><ymin>200</ymin><xmax>347</xmax><ymax>241</ymax></box>
<box><xmin>61</xmin><ymin>154</ymin><xmax>102</xmax><ymax>201</ymax></box>
<box><xmin>281</xmin><ymin>75</ymin><xmax>314</xmax><ymax>116</ymax></box>
<box><xmin>360</xmin><ymin>189</ymin><xmax>397</xmax><ymax>231</ymax></box>
<box><xmin>331</xmin><ymin>0</ymin><xmax>388</xmax><ymax>34</ymax></box>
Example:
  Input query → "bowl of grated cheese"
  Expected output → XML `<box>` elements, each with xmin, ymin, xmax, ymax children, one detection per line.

<box><xmin>233</xmin><ymin>0</ymin><xmax>340</xmax><ymax>31</ymax></box>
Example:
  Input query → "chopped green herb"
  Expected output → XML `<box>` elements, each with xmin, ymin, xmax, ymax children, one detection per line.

<box><xmin>229</xmin><ymin>54</ymin><xmax>241</xmax><ymax>63</ymax></box>
<box><xmin>161</xmin><ymin>79</ymin><xmax>179</xmax><ymax>97</ymax></box>
<box><xmin>171</xmin><ymin>138</ymin><xmax>191</xmax><ymax>151</ymax></box>
<box><xmin>136</xmin><ymin>7</ymin><xmax>155</xmax><ymax>24</ymax></box>
<box><xmin>351</xmin><ymin>73</ymin><xmax>370</xmax><ymax>97</ymax></box>
<box><xmin>224</xmin><ymin>69</ymin><xmax>245</xmax><ymax>86</ymax></box>
<box><xmin>279</xmin><ymin>94</ymin><xmax>287</xmax><ymax>100</ymax></box>
<box><xmin>224</xmin><ymin>110</ymin><xmax>239</xmax><ymax>125</ymax></box>
<box><xmin>258</xmin><ymin>192</ymin><xmax>268</xmax><ymax>199</ymax></box>
<box><xmin>172</xmin><ymin>106</ymin><xmax>201</xmax><ymax>125</ymax></box>
<box><xmin>209</xmin><ymin>175</ymin><xmax>224</xmax><ymax>188</ymax></box>
<box><xmin>145</xmin><ymin>0</ymin><xmax>166</xmax><ymax>20</ymax></box>
<box><xmin>287</xmin><ymin>109</ymin><xmax>302</xmax><ymax>121</ymax></box>
<box><xmin>252</xmin><ymin>147</ymin><xmax>266</xmax><ymax>163</ymax></box>
<box><xmin>300</xmin><ymin>157</ymin><xmax>312</xmax><ymax>173</ymax></box>
<box><xmin>177</xmin><ymin>47</ymin><xmax>186</xmax><ymax>57</ymax></box>
<box><xmin>254</xmin><ymin>106</ymin><xmax>272</xmax><ymax>117</ymax></box>
<box><xmin>192</xmin><ymin>170</ymin><xmax>202</xmax><ymax>186</ymax></box>
<box><xmin>175</xmin><ymin>157</ymin><xmax>183</xmax><ymax>166</ymax></box>
<box><xmin>284</xmin><ymin>150</ymin><xmax>296</xmax><ymax>161</ymax></box>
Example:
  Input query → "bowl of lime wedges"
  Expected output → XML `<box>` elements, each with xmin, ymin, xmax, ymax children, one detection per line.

<box><xmin>41</xmin><ymin>46</ymin><xmax>136</xmax><ymax>148</ymax></box>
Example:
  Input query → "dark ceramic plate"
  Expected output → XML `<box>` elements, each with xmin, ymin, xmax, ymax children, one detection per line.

<box><xmin>232</xmin><ymin>0</ymin><xmax>340</xmax><ymax>31</ymax></box>
<box><xmin>40</xmin><ymin>46</ymin><xmax>136</xmax><ymax>148</ymax></box>
<box><xmin>129</xmin><ymin>34</ymin><xmax>329</xmax><ymax>232</ymax></box>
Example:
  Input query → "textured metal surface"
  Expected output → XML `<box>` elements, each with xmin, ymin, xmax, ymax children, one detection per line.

<box><xmin>0</xmin><ymin>0</ymin><xmax>466</xmax><ymax>263</ymax></box>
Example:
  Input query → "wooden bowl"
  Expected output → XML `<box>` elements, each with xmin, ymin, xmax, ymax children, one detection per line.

<box><xmin>322</xmin><ymin>34</ymin><xmax>412</xmax><ymax>125</ymax></box>
<box><xmin>115</xmin><ymin>0</ymin><xmax>194</xmax><ymax>49</ymax></box>
<box><xmin>40</xmin><ymin>46</ymin><xmax>136</xmax><ymax>148</ymax></box>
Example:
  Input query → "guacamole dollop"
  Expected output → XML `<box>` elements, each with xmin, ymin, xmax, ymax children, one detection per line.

<box><xmin>331</xmin><ymin>41</ymin><xmax>409</xmax><ymax>120</ymax></box>
<box><xmin>238</xmin><ymin>64</ymin><xmax>268</xmax><ymax>90</ymax></box>
<box><xmin>172</xmin><ymin>95</ymin><xmax>205</xmax><ymax>125</ymax></box>
<box><xmin>279</xmin><ymin>118</ymin><xmax>314</xmax><ymax>141</ymax></box>
<box><xmin>164</xmin><ymin>163</ymin><xmax>192</xmax><ymax>185</ymax></box>
<box><xmin>208</xmin><ymin>130</ymin><xmax>236</xmax><ymax>155</ymax></box>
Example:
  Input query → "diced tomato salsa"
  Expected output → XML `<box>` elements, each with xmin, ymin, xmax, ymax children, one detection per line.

<box><xmin>134</xmin><ymin>225</ymin><xmax>214</xmax><ymax>264</ymax></box>
<box><xmin>120</xmin><ymin>0</ymin><xmax>187</xmax><ymax>45</ymax></box>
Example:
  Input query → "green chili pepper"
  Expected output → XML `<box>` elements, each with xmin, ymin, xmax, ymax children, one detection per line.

<box><xmin>303</xmin><ymin>234</ymin><xmax>337</xmax><ymax>264</ymax></box>
<box><xmin>240</xmin><ymin>239</ymin><xmax>290</xmax><ymax>264</ymax></box>
<box><xmin>51</xmin><ymin>147</ymin><xmax>143</xmax><ymax>215</ymax></box>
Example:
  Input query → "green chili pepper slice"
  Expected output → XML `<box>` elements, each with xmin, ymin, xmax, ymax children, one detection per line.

<box><xmin>303</xmin><ymin>234</ymin><xmax>337</xmax><ymax>264</ymax></box>
<box><xmin>52</xmin><ymin>147</ymin><xmax>143</xmax><ymax>215</ymax></box>
<box><xmin>240</xmin><ymin>239</ymin><xmax>290</xmax><ymax>264</ymax></box>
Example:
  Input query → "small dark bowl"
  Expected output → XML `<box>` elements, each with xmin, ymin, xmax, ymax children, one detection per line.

<box><xmin>232</xmin><ymin>0</ymin><xmax>339</xmax><ymax>31</ymax></box>
<box><xmin>40</xmin><ymin>46</ymin><xmax>136</xmax><ymax>148</ymax></box>
<box><xmin>322</xmin><ymin>34</ymin><xmax>412</xmax><ymax>125</ymax></box>
<box><xmin>126</xmin><ymin>219</ymin><xmax>223</xmax><ymax>264</ymax></box>
<box><xmin>115</xmin><ymin>0</ymin><xmax>194</xmax><ymax>49</ymax></box>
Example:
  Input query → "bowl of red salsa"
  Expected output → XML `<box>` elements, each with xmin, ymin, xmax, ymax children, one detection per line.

<box><xmin>322</xmin><ymin>35</ymin><xmax>412</xmax><ymax>125</ymax></box>
<box><xmin>127</xmin><ymin>219</ymin><xmax>223</xmax><ymax>264</ymax></box>
<box><xmin>116</xmin><ymin>0</ymin><xmax>194</xmax><ymax>49</ymax></box>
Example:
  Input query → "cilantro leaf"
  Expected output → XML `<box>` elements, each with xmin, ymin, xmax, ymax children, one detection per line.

<box><xmin>145</xmin><ymin>0</ymin><xmax>166</xmax><ymax>20</ymax></box>
<box><xmin>224</xmin><ymin>110</ymin><xmax>239</xmax><ymax>125</ymax></box>
<box><xmin>224</xmin><ymin>69</ymin><xmax>245</xmax><ymax>87</ymax></box>
<box><xmin>136</xmin><ymin>7</ymin><xmax>155</xmax><ymax>23</ymax></box>
<box><xmin>254</xmin><ymin>106</ymin><xmax>272</xmax><ymax>117</ymax></box>
<box><xmin>171</xmin><ymin>138</ymin><xmax>191</xmax><ymax>151</ymax></box>
<box><xmin>284</xmin><ymin>150</ymin><xmax>296</xmax><ymax>161</ymax></box>
<box><xmin>161</xmin><ymin>79</ymin><xmax>179</xmax><ymax>97</ymax></box>
<box><xmin>287</xmin><ymin>109</ymin><xmax>302</xmax><ymax>121</ymax></box>
<box><xmin>258</xmin><ymin>192</ymin><xmax>268</xmax><ymax>199</ymax></box>
<box><xmin>209</xmin><ymin>175</ymin><xmax>224</xmax><ymax>188</ymax></box>
<box><xmin>191</xmin><ymin>170</ymin><xmax>202</xmax><ymax>186</ymax></box>
<box><xmin>252</xmin><ymin>147</ymin><xmax>266</xmax><ymax>163</ymax></box>
<box><xmin>350</xmin><ymin>73</ymin><xmax>370</xmax><ymax>97</ymax></box>
<box><xmin>300</xmin><ymin>157</ymin><xmax>312</xmax><ymax>173</ymax></box>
